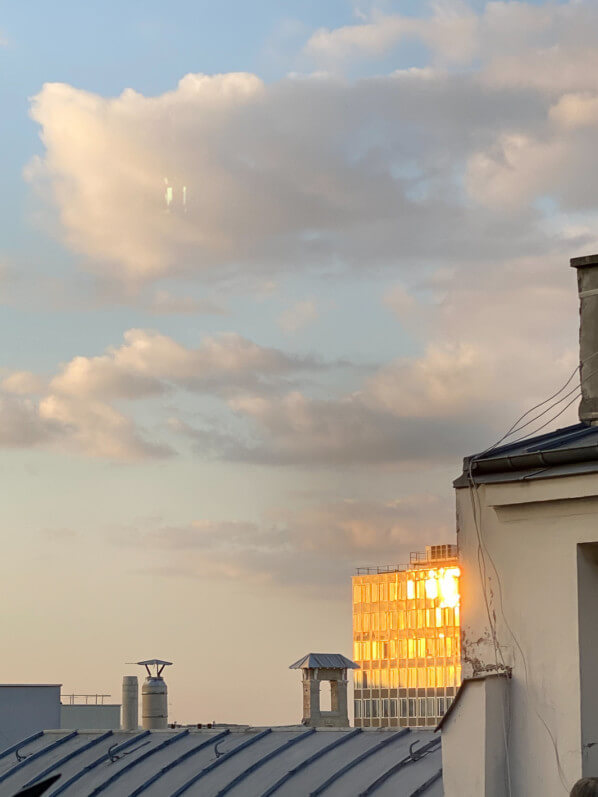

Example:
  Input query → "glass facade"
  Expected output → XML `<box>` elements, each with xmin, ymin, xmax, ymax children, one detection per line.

<box><xmin>352</xmin><ymin>546</ymin><xmax>461</xmax><ymax>728</ymax></box>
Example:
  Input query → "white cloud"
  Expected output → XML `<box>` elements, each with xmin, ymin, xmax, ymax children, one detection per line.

<box><xmin>1</xmin><ymin>371</ymin><xmax>46</xmax><ymax>395</ymax></box>
<box><xmin>27</xmin><ymin>57</ymin><xmax>560</xmax><ymax>286</ymax></box>
<box><xmin>109</xmin><ymin>494</ymin><xmax>452</xmax><ymax>589</ymax></box>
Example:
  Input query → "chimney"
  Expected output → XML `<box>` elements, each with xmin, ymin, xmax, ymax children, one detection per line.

<box><xmin>121</xmin><ymin>675</ymin><xmax>138</xmax><ymax>730</ymax></box>
<box><xmin>137</xmin><ymin>659</ymin><xmax>172</xmax><ymax>730</ymax></box>
<box><xmin>571</xmin><ymin>254</ymin><xmax>598</xmax><ymax>424</ymax></box>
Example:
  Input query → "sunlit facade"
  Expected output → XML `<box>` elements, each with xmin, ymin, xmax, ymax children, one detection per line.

<box><xmin>352</xmin><ymin>544</ymin><xmax>461</xmax><ymax>728</ymax></box>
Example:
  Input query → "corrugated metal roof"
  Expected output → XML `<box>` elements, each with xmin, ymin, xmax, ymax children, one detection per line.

<box><xmin>1</xmin><ymin>727</ymin><xmax>442</xmax><ymax>796</ymax></box>
<box><xmin>454</xmin><ymin>422</ymin><xmax>598</xmax><ymax>486</ymax></box>
<box><xmin>288</xmin><ymin>653</ymin><xmax>359</xmax><ymax>670</ymax></box>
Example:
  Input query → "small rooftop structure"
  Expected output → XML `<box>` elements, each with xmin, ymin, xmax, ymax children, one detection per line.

<box><xmin>289</xmin><ymin>653</ymin><xmax>359</xmax><ymax>729</ymax></box>
<box><xmin>289</xmin><ymin>653</ymin><xmax>359</xmax><ymax>670</ymax></box>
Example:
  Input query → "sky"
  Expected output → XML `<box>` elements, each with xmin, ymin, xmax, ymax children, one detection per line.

<box><xmin>1</xmin><ymin>0</ymin><xmax>597</xmax><ymax>727</ymax></box>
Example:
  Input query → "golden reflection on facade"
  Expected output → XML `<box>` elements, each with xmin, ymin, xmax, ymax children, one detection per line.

<box><xmin>352</xmin><ymin>544</ymin><xmax>461</xmax><ymax>728</ymax></box>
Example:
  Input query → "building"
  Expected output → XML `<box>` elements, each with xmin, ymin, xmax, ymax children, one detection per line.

<box><xmin>0</xmin><ymin>685</ymin><xmax>61</xmax><ymax>750</ymax></box>
<box><xmin>60</xmin><ymin>694</ymin><xmax>121</xmax><ymax>731</ymax></box>
<box><xmin>440</xmin><ymin>253</ymin><xmax>598</xmax><ymax>796</ymax></box>
<box><xmin>352</xmin><ymin>545</ymin><xmax>461</xmax><ymax>729</ymax></box>
<box><xmin>0</xmin><ymin>655</ymin><xmax>442</xmax><ymax>796</ymax></box>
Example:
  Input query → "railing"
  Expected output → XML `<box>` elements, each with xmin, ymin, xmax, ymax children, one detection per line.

<box><xmin>61</xmin><ymin>694</ymin><xmax>111</xmax><ymax>705</ymax></box>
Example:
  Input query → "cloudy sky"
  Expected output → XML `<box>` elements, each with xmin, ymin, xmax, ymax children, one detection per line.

<box><xmin>0</xmin><ymin>0</ymin><xmax>595</xmax><ymax>726</ymax></box>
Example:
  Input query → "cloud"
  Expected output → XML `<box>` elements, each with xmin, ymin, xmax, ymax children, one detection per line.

<box><xmin>306</xmin><ymin>3</ymin><xmax>479</xmax><ymax>66</ymax></box>
<box><xmin>27</xmin><ymin>57</ymin><xmax>561</xmax><ymax>286</ymax></box>
<box><xmin>109</xmin><ymin>494</ymin><xmax>452</xmax><ymax>589</ymax></box>
<box><xmin>278</xmin><ymin>299</ymin><xmax>317</xmax><ymax>333</ymax></box>
<box><xmin>50</xmin><ymin>329</ymin><xmax>321</xmax><ymax>400</ymax></box>
<box><xmin>0</xmin><ymin>329</ymin><xmax>330</xmax><ymax>460</ymax></box>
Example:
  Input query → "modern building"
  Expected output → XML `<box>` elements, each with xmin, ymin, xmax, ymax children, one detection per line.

<box><xmin>352</xmin><ymin>544</ymin><xmax>461</xmax><ymax>728</ymax></box>
<box><xmin>440</xmin><ymin>253</ymin><xmax>598</xmax><ymax>796</ymax></box>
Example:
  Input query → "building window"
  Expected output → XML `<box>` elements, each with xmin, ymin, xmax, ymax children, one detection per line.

<box><xmin>390</xmin><ymin>699</ymin><xmax>398</xmax><ymax>718</ymax></box>
<box><xmin>363</xmin><ymin>700</ymin><xmax>371</xmax><ymax>718</ymax></box>
<box><xmin>372</xmin><ymin>700</ymin><xmax>380</xmax><ymax>718</ymax></box>
<box><xmin>353</xmin><ymin>586</ymin><xmax>362</xmax><ymax>603</ymax></box>
<box><xmin>408</xmin><ymin>699</ymin><xmax>416</xmax><ymax>718</ymax></box>
<box><xmin>427</xmin><ymin>697</ymin><xmax>435</xmax><ymax>717</ymax></box>
<box><xmin>418</xmin><ymin>698</ymin><xmax>426</xmax><ymax>717</ymax></box>
<box><xmin>354</xmin><ymin>700</ymin><xmax>362</xmax><ymax>719</ymax></box>
<box><xmin>400</xmin><ymin>698</ymin><xmax>408</xmax><ymax>718</ymax></box>
<box><xmin>381</xmin><ymin>699</ymin><xmax>390</xmax><ymax>717</ymax></box>
<box><xmin>437</xmin><ymin>698</ymin><xmax>445</xmax><ymax>716</ymax></box>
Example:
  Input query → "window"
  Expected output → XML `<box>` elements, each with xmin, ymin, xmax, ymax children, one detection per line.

<box><xmin>371</xmin><ymin>669</ymin><xmax>380</xmax><ymax>688</ymax></box>
<box><xmin>389</xmin><ymin>640</ymin><xmax>397</xmax><ymax>658</ymax></box>
<box><xmin>362</xmin><ymin>672</ymin><xmax>368</xmax><ymax>688</ymax></box>
<box><xmin>389</xmin><ymin>583</ymin><xmax>397</xmax><ymax>601</ymax></box>
<box><xmin>417</xmin><ymin>639</ymin><xmax>426</xmax><ymax>658</ymax></box>
<box><xmin>353</xmin><ymin>586</ymin><xmax>362</xmax><ymax>603</ymax></box>
<box><xmin>427</xmin><ymin>668</ymin><xmax>436</xmax><ymax>688</ymax></box>
<box><xmin>446</xmin><ymin>637</ymin><xmax>453</xmax><ymax>657</ymax></box>
<box><xmin>399</xmin><ymin>639</ymin><xmax>408</xmax><ymax>659</ymax></box>
<box><xmin>417</xmin><ymin>668</ymin><xmax>426</xmax><ymax>688</ymax></box>
<box><xmin>407</xmin><ymin>639</ymin><xmax>415</xmax><ymax>659</ymax></box>
<box><xmin>372</xmin><ymin>700</ymin><xmax>380</xmax><ymax>718</ymax></box>
<box><xmin>353</xmin><ymin>642</ymin><xmax>360</xmax><ymax>660</ymax></box>
<box><xmin>398</xmin><ymin>611</ymin><xmax>406</xmax><ymax>630</ymax></box>
<box><xmin>408</xmin><ymin>668</ymin><xmax>417</xmax><ymax>688</ymax></box>
<box><xmin>363</xmin><ymin>700</ymin><xmax>371</xmax><ymax>718</ymax></box>
<box><xmin>363</xmin><ymin>614</ymin><xmax>370</xmax><ymax>631</ymax></box>
<box><xmin>416</xmin><ymin>580</ymin><xmax>425</xmax><ymax>599</ymax></box>
<box><xmin>407</xmin><ymin>580</ymin><xmax>415</xmax><ymax>600</ymax></box>
<box><xmin>437</xmin><ymin>698</ymin><xmax>445</xmax><ymax>716</ymax></box>
<box><xmin>400</xmin><ymin>698</ymin><xmax>408</xmax><ymax>717</ymax></box>
<box><xmin>390</xmin><ymin>669</ymin><xmax>398</xmax><ymax>688</ymax></box>
<box><xmin>408</xmin><ymin>699</ymin><xmax>416</xmax><ymax>717</ymax></box>
<box><xmin>381</xmin><ymin>699</ymin><xmax>390</xmax><ymax>717</ymax></box>
<box><xmin>365</xmin><ymin>585</ymin><xmax>371</xmax><ymax>603</ymax></box>
<box><xmin>426</xmin><ymin>638</ymin><xmax>435</xmax><ymax>657</ymax></box>
<box><xmin>399</xmin><ymin>668</ymin><xmax>407</xmax><ymax>687</ymax></box>
<box><xmin>418</xmin><ymin>698</ymin><xmax>426</xmax><ymax>717</ymax></box>
<box><xmin>435</xmin><ymin>608</ymin><xmax>443</xmax><ymax>627</ymax></box>
<box><xmin>354</xmin><ymin>700</ymin><xmax>362</xmax><ymax>718</ymax></box>
<box><xmin>427</xmin><ymin>698</ymin><xmax>435</xmax><ymax>717</ymax></box>
<box><xmin>380</xmin><ymin>583</ymin><xmax>388</xmax><ymax>602</ymax></box>
<box><xmin>390</xmin><ymin>699</ymin><xmax>398</xmax><ymax>718</ymax></box>
<box><xmin>380</xmin><ymin>612</ymin><xmax>387</xmax><ymax>631</ymax></box>
<box><xmin>372</xmin><ymin>584</ymin><xmax>379</xmax><ymax>602</ymax></box>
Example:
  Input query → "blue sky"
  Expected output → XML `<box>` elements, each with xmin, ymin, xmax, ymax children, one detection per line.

<box><xmin>0</xmin><ymin>0</ymin><xmax>596</xmax><ymax>725</ymax></box>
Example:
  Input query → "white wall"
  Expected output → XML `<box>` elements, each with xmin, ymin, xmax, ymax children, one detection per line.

<box><xmin>60</xmin><ymin>704</ymin><xmax>121</xmax><ymax>730</ymax></box>
<box><xmin>0</xmin><ymin>685</ymin><xmax>61</xmax><ymax>750</ymax></box>
<box><xmin>455</xmin><ymin>472</ymin><xmax>598</xmax><ymax>795</ymax></box>
<box><xmin>442</xmin><ymin>675</ymin><xmax>508</xmax><ymax>797</ymax></box>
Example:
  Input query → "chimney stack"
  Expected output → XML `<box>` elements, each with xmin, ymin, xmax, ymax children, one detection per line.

<box><xmin>571</xmin><ymin>254</ymin><xmax>598</xmax><ymax>424</ymax></box>
<box><xmin>121</xmin><ymin>675</ymin><xmax>138</xmax><ymax>730</ymax></box>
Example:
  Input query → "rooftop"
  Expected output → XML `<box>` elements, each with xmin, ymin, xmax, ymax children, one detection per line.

<box><xmin>1</xmin><ymin>727</ymin><xmax>442</xmax><ymax>796</ymax></box>
<box><xmin>454</xmin><ymin>421</ymin><xmax>598</xmax><ymax>487</ymax></box>
<box><xmin>288</xmin><ymin>653</ymin><xmax>359</xmax><ymax>670</ymax></box>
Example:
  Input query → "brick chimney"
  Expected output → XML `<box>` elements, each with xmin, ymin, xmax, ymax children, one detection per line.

<box><xmin>571</xmin><ymin>254</ymin><xmax>598</xmax><ymax>424</ymax></box>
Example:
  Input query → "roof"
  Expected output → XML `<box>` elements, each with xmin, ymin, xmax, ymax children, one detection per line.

<box><xmin>454</xmin><ymin>422</ymin><xmax>598</xmax><ymax>487</ymax></box>
<box><xmin>0</xmin><ymin>727</ymin><xmax>442</xmax><ymax>796</ymax></box>
<box><xmin>435</xmin><ymin>672</ymin><xmax>510</xmax><ymax>731</ymax></box>
<box><xmin>289</xmin><ymin>653</ymin><xmax>359</xmax><ymax>670</ymax></box>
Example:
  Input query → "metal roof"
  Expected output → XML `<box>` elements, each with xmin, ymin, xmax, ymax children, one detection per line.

<box><xmin>454</xmin><ymin>422</ymin><xmax>598</xmax><ymax>486</ymax></box>
<box><xmin>288</xmin><ymin>654</ymin><xmax>359</xmax><ymax>670</ymax></box>
<box><xmin>1</xmin><ymin>727</ymin><xmax>442</xmax><ymax>796</ymax></box>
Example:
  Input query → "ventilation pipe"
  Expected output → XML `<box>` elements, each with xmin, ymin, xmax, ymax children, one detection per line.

<box><xmin>572</xmin><ymin>254</ymin><xmax>598</xmax><ymax>424</ymax></box>
<box><xmin>138</xmin><ymin>659</ymin><xmax>172</xmax><ymax>730</ymax></box>
<box><xmin>121</xmin><ymin>676</ymin><xmax>138</xmax><ymax>730</ymax></box>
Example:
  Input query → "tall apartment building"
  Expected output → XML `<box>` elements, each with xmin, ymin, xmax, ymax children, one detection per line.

<box><xmin>352</xmin><ymin>544</ymin><xmax>461</xmax><ymax>728</ymax></box>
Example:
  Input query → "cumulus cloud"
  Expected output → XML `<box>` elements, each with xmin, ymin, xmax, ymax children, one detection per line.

<box><xmin>0</xmin><ymin>330</ymin><xmax>331</xmax><ymax>460</ymax></box>
<box><xmin>27</xmin><ymin>53</ymin><xmax>561</xmax><ymax>286</ymax></box>
<box><xmin>109</xmin><ymin>494</ymin><xmax>452</xmax><ymax>589</ymax></box>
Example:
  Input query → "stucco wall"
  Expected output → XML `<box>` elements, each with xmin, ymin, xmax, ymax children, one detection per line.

<box><xmin>455</xmin><ymin>472</ymin><xmax>598</xmax><ymax>795</ymax></box>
